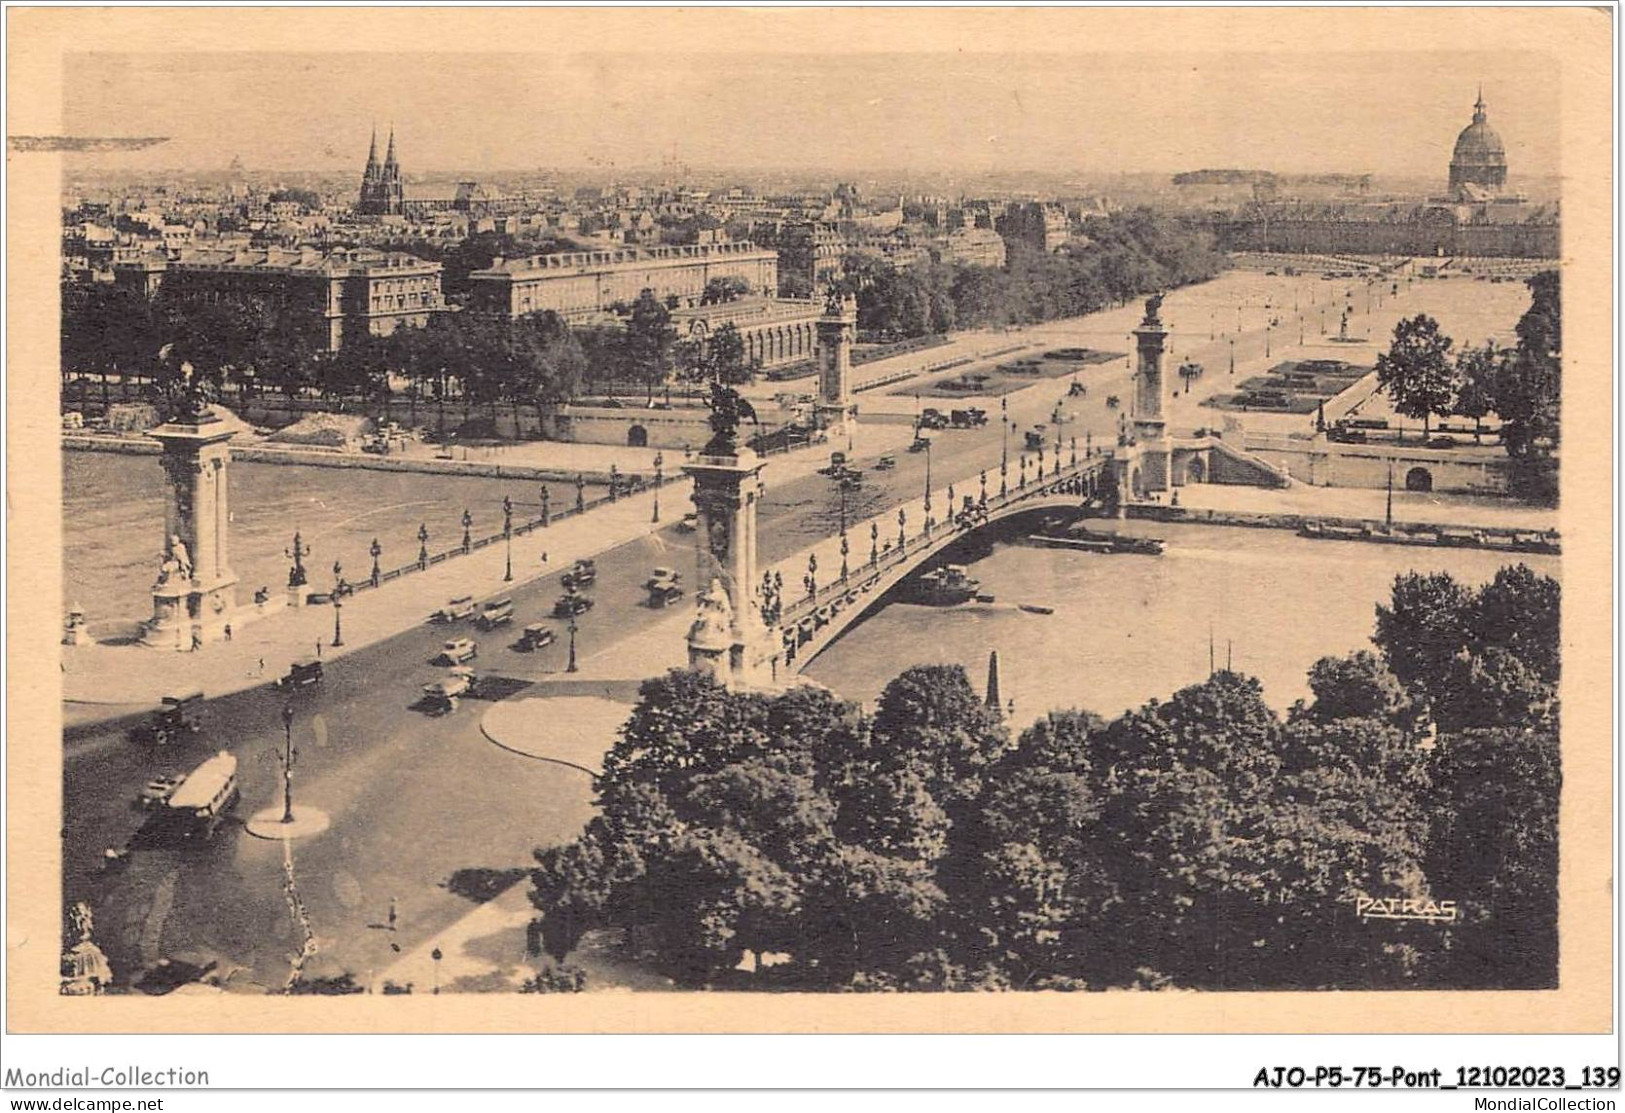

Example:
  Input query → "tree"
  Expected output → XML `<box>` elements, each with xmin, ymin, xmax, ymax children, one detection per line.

<box><xmin>624</xmin><ymin>289</ymin><xmax>676</xmax><ymax>402</ymax></box>
<box><xmin>1424</xmin><ymin>726</ymin><xmax>1560</xmax><ymax>988</ymax></box>
<box><xmin>1451</xmin><ymin>342</ymin><xmax>1497</xmax><ymax>445</ymax></box>
<box><xmin>677</xmin><ymin>322</ymin><xmax>757</xmax><ymax>387</ymax></box>
<box><xmin>700</xmin><ymin>276</ymin><xmax>750</xmax><ymax>305</ymax></box>
<box><xmin>1376</xmin><ymin>314</ymin><xmax>1456</xmax><ymax>438</ymax></box>
<box><xmin>1299</xmin><ymin>650</ymin><xmax>1414</xmax><ymax>728</ymax></box>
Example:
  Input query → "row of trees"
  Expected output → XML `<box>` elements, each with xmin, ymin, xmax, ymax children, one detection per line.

<box><xmin>61</xmin><ymin>280</ymin><xmax>759</xmax><ymax>417</ymax></box>
<box><xmin>831</xmin><ymin>208</ymin><xmax>1228</xmax><ymax>340</ymax></box>
<box><xmin>531</xmin><ymin>564</ymin><xmax>1559</xmax><ymax>991</ymax></box>
<box><xmin>1375</xmin><ymin>271</ymin><xmax>1561</xmax><ymax>461</ymax></box>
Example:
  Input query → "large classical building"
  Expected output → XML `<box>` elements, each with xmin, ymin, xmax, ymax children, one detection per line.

<box><xmin>670</xmin><ymin>297</ymin><xmax>822</xmax><ymax>370</ymax></box>
<box><xmin>466</xmin><ymin>241</ymin><xmax>779</xmax><ymax>322</ymax></box>
<box><xmin>114</xmin><ymin>246</ymin><xmax>446</xmax><ymax>350</ymax></box>
<box><xmin>357</xmin><ymin>127</ymin><xmax>405</xmax><ymax>217</ymax></box>
<box><xmin>1210</xmin><ymin>88</ymin><xmax>1557</xmax><ymax>259</ymax></box>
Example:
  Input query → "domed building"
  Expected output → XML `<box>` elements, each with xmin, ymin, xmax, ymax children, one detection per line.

<box><xmin>1448</xmin><ymin>88</ymin><xmax>1508</xmax><ymax>199</ymax></box>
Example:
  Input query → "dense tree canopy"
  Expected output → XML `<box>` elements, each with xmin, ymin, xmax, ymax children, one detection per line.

<box><xmin>531</xmin><ymin>564</ymin><xmax>1558</xmax><ymax>991</ymax></box>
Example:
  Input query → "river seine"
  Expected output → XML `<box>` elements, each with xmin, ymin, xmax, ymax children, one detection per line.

<box><xmin>802</xmin><ymin>520</ymin><xmax>1558</xmax><ymax>720</ymax></box>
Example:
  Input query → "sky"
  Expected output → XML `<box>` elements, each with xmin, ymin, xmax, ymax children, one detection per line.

<box><xmin>63</xmin><ymin>49</ymin><xmax>1561</xmax><ymax>180</ymax></box>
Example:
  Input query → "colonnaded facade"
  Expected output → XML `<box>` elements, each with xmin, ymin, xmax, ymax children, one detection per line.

<box><xmin>466</xmin><ymin>242</ymin><xmax>780</xmax><ymax>322</ymax></box>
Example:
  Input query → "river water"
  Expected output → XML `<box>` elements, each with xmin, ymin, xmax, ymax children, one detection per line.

<box><xmin>803</xmin><ymin>520</ymin><xmax>1558</xmax><ymax>721</ymax></box>
<box><xmin>62</xmin><ymin>452</ymin><xmax>608</xmax><ymax>637</ymax></box>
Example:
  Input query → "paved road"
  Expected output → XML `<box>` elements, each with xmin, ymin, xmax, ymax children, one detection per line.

<box><xmin>64</xmin><ymin>283</ymin><xmax>1313</xmax><ymax>990</ymax></box>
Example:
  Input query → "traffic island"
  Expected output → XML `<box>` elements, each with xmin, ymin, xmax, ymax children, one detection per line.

<box><xmin>480</xmin><ymin>696</ymin><xmax>630</xmax><ymax>775</ymax></box>
<box><xmin>244</xmin><ymin>804</ymin><xmax>331</xmax><ymax>841</ymax></box>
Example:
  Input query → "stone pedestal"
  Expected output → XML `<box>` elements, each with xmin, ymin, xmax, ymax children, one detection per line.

<box><xmin>139</xmin><ymin>409</ymin><xmax>241</xmax><ymax>650</ymax></box>
<box><xmin>683</xmin><ymin>447</ymin><xmax>778</xmax><ymax>688</ymax></box>
<box><xmin>814</xmin><ymin>293</ymin><xmax>858</xmax><ymax>438</ymax></box>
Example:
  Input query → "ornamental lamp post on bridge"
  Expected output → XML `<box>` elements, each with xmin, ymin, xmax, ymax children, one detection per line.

<box><xmin>652</xmin><ymin>452</ymin><xmax>664</xmax><ymax>523</ymax></box>
<box><xmin>417</xmin><ymin>524</ymin><xmax>429</xmax><ymax>570</ymax></box>
<box><xmin>608</xmin><ymin>463</ymin><xmax>620</xmax><ymax>502</ymax></box>
<box><xmin>897</xmin><ymin>507</ymin><xmax>907</xmax><ymax>550</ymax></box>
<box><xmin>838</xmin><ymin>482</ymin><xmax>849</xmax><ymax>582</ymax></box>
<box><xmin>1000</xmin><ymin>397</ymin><xmax>1009</xmax><ymax>497</ymax></box>
<box><xmin>566</xmin><ymin>605</ymin><xmax>579</xmax><ymax>674</ymax></box>
<box><xmin>575</xmin><ymin>473</ymin><xmax>586</xmax><ymax>514</ymax></box>
<box><xmin>331</xmin><ymin>561</ymin><xmax>348</xmax><ymax>648</ymax></box>
<box><xmin>870</xmin><ymin>520</ymin><xmax>879</xmax><ymax>567</ymax></box>
<box><xmin>923</xmin><ymin>438</ymin><xmax>934</xmax><ymax>536</ymax></box>
<box><xmin>461</xmin><ymin>509</ymin><xmax>473</xmax><ymax>554</ymax></box>
<box><xmin>502</xmin><ymin>496</ymin><xmax>514</xmax><ymax>582</ymax></box>
<box><xmin>807</xmin><ymin>553</ymin><xmax>818</xmax><ymax>599</ymax></box>
<box><xmin>1070</xmin><ymin>437</ymin><xmax>1078</xmax><ymax>468</ymax></box>
<box><xmin>979</xmin><ymin>469</ymin><xmax>988</xmax><ymax>507</ymax></box>
<box><xmin>369</xmin><ymin>538</ymin><xmax>381</xmax><ymax>588</ymax></box>
<box><xmin>1019</xmin><ymin>453</ymin><xmax>1027</xmax><ymax>489</ymax></box>
<box><xmin>286</xmin><ymin>530</ymin><xmax>311</xmax><ymax>589</ymax></box>
<box><xmin>540</xmin><ymin>484</ymin><xmax>551</xmax><ymax>528</ymax></box>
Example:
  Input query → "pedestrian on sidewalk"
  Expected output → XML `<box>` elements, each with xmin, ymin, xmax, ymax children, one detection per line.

<box><xmin>258</xmin><ymin>657</ymin><xmax>266</xmax><ymax>675</ymax></box>
<box><xmin>388</xmin><ymin>896</ymin><xmax>399</xmax><ymax>932</ymax></box>
<box><xmin>223</xmin><ymin>623</ymin><xmax>232</xmax><ymax>642</ymax></box>
<box><xmin>540</xmin><ymin>551</ymin><xmax>549</xmax><ymax>564</ymax></box>
<box><xmin>191</xmin><ymin>630</ymin><xmax>203</xmax><ymax>652</ymax></box>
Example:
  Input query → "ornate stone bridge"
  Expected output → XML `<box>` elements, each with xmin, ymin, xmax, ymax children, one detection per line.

<box><xmin>776</xmin><ymin>454</ymin><xmax>1114</xmax><ymax>673</ymax></box>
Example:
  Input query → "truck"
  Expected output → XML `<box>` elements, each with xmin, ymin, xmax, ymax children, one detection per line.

<box><xmin>434</xmin><ymin>638</ymin><xmax>478</xmax><ymax>665</ymax></box>
<box><xmin>277</xmin><ymin>659</ymin><xmax>324</xmax><ymax>691</ymax></box>
<box><xmin>950</xmin><ymin>408</ymin><xmax>988</xmax><ymax>429</ymax></box>
<box><xmin>129</xmin><ymin>690</ymin><xmax>204</xmax><ymax>746</ymax></box>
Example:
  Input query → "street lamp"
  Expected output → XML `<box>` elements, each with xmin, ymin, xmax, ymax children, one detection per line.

<box><xmin>575</xmin><ymin>473</ymin><xmax>586</xmax><ymax>514</ymax></box>
<box><xmin>1228</xmin><ymin>338</ymin><xmax>1235</xmax><ymax>374</ymax></box>
<box><xmin>565</xmin><ymin>604</ymin><xmax>580</xmax><ymax>674</ymax></box>
<box><xmin>652</xmin><ymin>452</ymin><xmax>664</xmax><ymax>523</ymax></box>
<box><xmin>923</xmin><ymin>438</ymin><xmax>933</xmax><ymax>536</ymax></box>
<box><xmin>807</xmin><ymin>553</ymin><xmax>818</xmax><ymax>599</ymax></box>
<box><xmin>897</xmin><ymin>507</ymin><xmax>907</xmax><ymax>550</ymax></box>
<box><xmin>540</xmin><ymin>485</ymin><xmax>551</xmax><ymax>528</ymax></box>
<box><xmin>979</xmin><ymin>469</ymin><xmax>988</xmax><ymax>506</ymax></box>
<box><xmin>279</xmin><ymin>703</ymin><xmax>296</xmax><ymax>824</ymax></box>
<box><xmin>369</xmin><ymin>538</ymin><xmax>382</xmax><ymax>588</ymax></box>
<box><xmin>331</xmin><ymin>561</ymin><xmax>347</xmax><ymax>648</ymax></box>
<box><xmin>1019</xmin><ymin>452</ymin><xmax>1027</xmax><ymax>490</ymax></box>
<box><xmin>461</xmin><ymin>509</ymin><xmax>473</xmax><ymax>554</ymax></box>
<box><xmin>417</xmin><ymin>523</ymin><xmax>429</xmax><ymax>570</ymax></box>
<box><xmin>869</xmin><ymin>520</ymin><xmax>879</xmax><ymax>567</ymax></box>
<box><xmin>838</xmin><ymin>482</ymin><xmax>849</xmax><ymax>581</ymax></box>
<box><xmin>502</xmin><ymin>495</ymin><xmax>513</xmax><ymax>583</ymax></box>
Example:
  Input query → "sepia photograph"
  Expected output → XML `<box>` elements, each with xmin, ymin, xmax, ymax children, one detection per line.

<box><xmin>4</xmin><ymin>5</ymin><xmax>1613</xmax><ymax>1060</ymax></box>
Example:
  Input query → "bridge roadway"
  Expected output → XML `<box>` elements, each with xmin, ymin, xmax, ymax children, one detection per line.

<box><xmin>61</xmin><ymin>356</ymin><xmax>1132</xmax><ymax>989</ymax></box>
<box><xmin>776</xmin><ymin>455</ymin><xmax>1112</xmax><ymax>672</ymax></box>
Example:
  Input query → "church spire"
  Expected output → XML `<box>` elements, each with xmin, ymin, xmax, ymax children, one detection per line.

<box><xmin>1473</xmin><ymin>85</ymin><xmax>1486</xmax><ymax>123</ymax></box>
<box><xmin>984</xmin><ymin>649</ymin><xmax>1003</xmax><ymax>715</ymax></box>
<box><xmin>384</xmin><ymin>125</ymin><xmax>398</xmax><ymax>175</ymax></box>
<box><xmin>363</xmin><ymin>124</ymin><xmax>379</xmax><ymax>182</ymax></box>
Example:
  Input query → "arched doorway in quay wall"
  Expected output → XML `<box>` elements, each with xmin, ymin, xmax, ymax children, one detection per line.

<box><xmin>1405</xmin><ymin>466</ymin><xmax>1433</xmax><ymax>492</ymax></box>
<box><xmin>628</xmin><ymin>424</ymin><xmax>649</xmax><ymax>448</ymax></box>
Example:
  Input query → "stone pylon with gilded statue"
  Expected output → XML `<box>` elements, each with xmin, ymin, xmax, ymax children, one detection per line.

<box><xmin>139</xmin><ymin>375</ymin><xmax>243</xmax><ymax>650</ymax></box>
<box><xmin>683</xmin><ymin>381</ymin><xmax>781</xmax><ymax>689</ymax></box>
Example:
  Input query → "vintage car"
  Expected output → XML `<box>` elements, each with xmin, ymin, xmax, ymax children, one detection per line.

<box><xmin>873</xmin><ymin>455</ymin><xmax>897</xmax><ymax>471</ymax></box>
<box><xmin>430</xmin><ymin>596</ymin><xmax>477</xmax><ymax>623</ymax></box>
<box><xmin>554</xmin><ymin>592</ymin><xmax>595</xmax><ymax>619</ymax></box>
<box><xmin>561</xmin><ymin>559</ymin><xmax>597</xmax><ymax>591</ymax></box>
<box><xmin>135</xmin><ymin>774</ymin><xmax>184</xmax><ymax>810</ymax></box>
<box><xmin>646</xmin><ymin>568</ymin><xmax>685</xmax><ymax>608</ymax></box>
<box><xmin>434</xmin><ymin>638</ymin><xmax>478</xmax><ymax>665</ymax></box>
<box><xmin>908</xmin><ymin>435</ymin><xmax>932</xmax><ymax>454</ymax></box>
<box><xmin>277</xmin><ymin>659</ymin><xmax>324</xmax><ymax>691</ymax></box>
<box><xmin>421</xmin><ymin>668</ymin><xmax>477</xmax><ymax>715</ymax></box>
<box><xmin>676</xmin><ymin>512</ymin><xmax>699</xmax><ymax>533</ymax></box>
<box><xmin>918</xmin><ymin>408</ymin><xmax>949</xmax><ymax>431</ymax></box>
<box><xmin>129</xmin><ymin>690</ymin><xmax>204</xmax><ymax>746</ymax></box>
<box><xmin>476</xmin><ymin>598</ymin><xmax>515</xmax><ymax>629</ymax></box>
<box><xmin>950</xmin><ymin>408</ymin><xmax>989</xmax><ymax>428</ymax></box>
<box><xmin>516</xmin><ymin>623</ymin><xmax>557</xmax><ymax>652</ymax></box>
